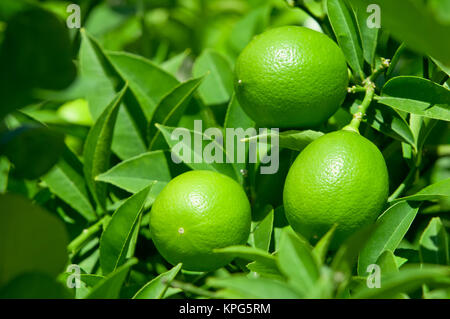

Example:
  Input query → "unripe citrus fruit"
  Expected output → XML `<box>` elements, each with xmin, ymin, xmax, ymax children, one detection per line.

<box><xmin>234</xmin><ymin>26</ymin><xmax>348</xmax><ymax>128</ymax></box>
<box><xmin>283</xmin><ymin>130</ymin><xmax>389</xmax><ymax>246</ymax></box>
<box><xmin>149</xmin><ymin>170</ymin><xmax>251</xmax><ymax>272</ymax></box>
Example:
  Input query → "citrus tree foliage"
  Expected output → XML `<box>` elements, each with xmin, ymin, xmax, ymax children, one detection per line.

<box><xmin>0</xmin><ymin>0</ymin><xmax>449</xmax><ymax>299</ymax></box>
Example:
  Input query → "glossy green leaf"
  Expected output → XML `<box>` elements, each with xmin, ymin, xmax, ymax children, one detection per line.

<box><xmin>242</xmin><ymin>129</ymin><xmax>324</xmax><ymax>152</ymax></box>
<box><xmin>149</xmin><ymin>77</ymin><xmax>204</xmax><ymax>150</ymax></box>
<box><xmin>326</xmin><ymin>0</ymin><xmax>364</xmax><ymax>78</ymax></box>
<box><xmin>250</xmin><ymin>207</ymin><xmax>274</xmax><ymax>252</ymax></box>
<box><xmin>192</xmin><ymin>49</ymin><xmax>233</xmax><ymax>105</ymax></box>
<box><xmin>161</xmin><ymin>50</ymin><xmax>190</xmax><ymax>76</ymax></box>
<box><xmin>208</xmin><ymin>275</ymin><xmax>302</xmax><ymax>299</ymax></box>
<box><xmin>378</xmin><ymin>76</ymin><xmax>450</xmax><ymax>121</ymax></box>
<box><xmin>353</xmin><ymin>265</ymin><xmax>450</xmax><ymax>299</ymax></box>
<box><xmin>133</xmin><ymin>263</ymin><xmax>182</xmax><ymax>299</ymax></box>
<box><xmin>351</xmin><ymin>0</ymin><xmax>450</xmax><ymax>65</ymax></box>
<box><xmin>83</xmin><ymin>85</ymin><xmax>127</xmax><ymax>211</ymax></box>
<box><xmin>376</xmin><ymin>250</ymin><xmax>399</xmax><ymax>274</ymax></box>
<box><xmin>419</xmin><ymin>218</ymin><xmax>449</xmax><ymax>265</ymax></box>
<box><xmin>42</xmin><ymin>148</ymin><xmax>96</xmax><ymax>222</ymax></box>
<box><xmin>96</xmin><ymin>150</ymin><xmax>172</xmax><ymax>195</ymax></box>
<box><xmin>393</xmin><ymin>178</ymin><xmax>450</xmax><ymax>203</ymax></box>
<box><xmin>313</xmin><ymin>224</ymin><xmax>337</xmax><ymax>265</ymax></box>
<box><xmin>0</xmin><ymin>194</ymin><xmax>68</xmax><ymax>286</ymax></box>
<box><xmin>277</xmin><ymin>229</ymin><xmax>320</xmax><ymax>294</ymax></box>
<box><xmin>156</xmin><ymin>124</ymin><xmax>239</xmax><ymax>181</ymax></box>
<box><xmin>100</xmin><ymin>186</ymin><xmax>152</xmax><ymax>274</ymax></box>
<box><xmin>366</xmin><ymin>102</ymin><xmax>415</xmax><ymax>146</ymax></box>
<box><xmin>213</xmin><ymin>246</ymin><xmax>278</xmax><ymax>270</ymax></box>
<box><xmin>107</xmin><ymin>51</ymin><xmax>179</xmax><ymax>120</ymax></box>
<box><xmin>358</xmin><ymin>201</ymin><xmax>420</xmax><ymax>276</ymax></box>
<box><xmin>349</xmin><ymin>1</ymin><xmax>378</xmax><ymax>66</ymax></box>
<box><xmin>79</xmin><ymin>32</ymin><xmax>147</xmax><ymax>160</ymax></box>
<box><xmin>86</xmin><ymin>258</ymin><xmax>137</xmax><ymax>299</ymax></box>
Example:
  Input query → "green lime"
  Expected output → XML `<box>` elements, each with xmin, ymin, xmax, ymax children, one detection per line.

<box><xmin>234</xmin><ymin>26</ymin><xmax>348</xmax><ymax>128</ymax></box>
<box><xmin>283</xmin><ymin>130</ymin><xmax>389</xmax><ymax>246</ymax></box>
<box><xmin>149</xmin><ymin>170</ymin><xmax>251</xmax><ymax>272</ymax></box>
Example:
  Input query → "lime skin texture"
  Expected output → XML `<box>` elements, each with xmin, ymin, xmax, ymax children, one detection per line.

<box><xmin>283</xmin><ymin>130</ymin><xmax>389</xmax><ymax>247</ymax></box>
<box><xmin>149</xmin><ymin>170</ymin><xmax>252</xmax><ymax>272</ymax></box>
<box><xmin>234</xmin><ymin>25</ymin><xmax>349</xmax><ymax>129</ymax></box>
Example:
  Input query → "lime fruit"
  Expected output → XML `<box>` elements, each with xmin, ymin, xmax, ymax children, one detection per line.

<box><xmin>283</xmin><ymin>130</ymin><xmax>389</xmax><ymax>246</ymax></box>
<box><xmin>149</xmin><ymin>170</ymin><xmax>252</xmax><ymax>272</ymax></box>
<box><xmin>234</xmin><ymin>26</ymin><xmax>348</xmax><ymax>128</ymax></box>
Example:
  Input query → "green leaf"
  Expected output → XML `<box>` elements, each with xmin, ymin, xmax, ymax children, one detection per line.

<box><xmin>224</xmin><ymin>93</ymin><xmax>255</xmax><ymax>130</ymax></box>
<box><xmin>353</xmin><ymin>265</ymin><xmax>450</xmax><ymax>299</ymax></box>
<box><xmin>0</xmin><ymin>8</ymin><xmax>75</xmax><ymax>118</ymax></box>
<box><xmin>378</xmin><ymin>76</ymin><xmax>450</xmax><ymax>121</ymax></box>
<box><xmin>0</xmin><ymin>125</ymin><xmax>65</xmax><ymax>180</ymax></box>
<box><xmin>96</xmin><ymin>150</ymin><xmax>172</xmax><ymax>194</ymax></box>
<box><xmin>156</xmin><ymin>124</ymin><xmax>239</xmax><ymax>181</ymax></box>
<box><xmin>149</xmin><ymin>77</ymin><xmax>204</xmax><ymax>150</ymax></box>
<box><xmin>326</xmin><ymin>0</ymin><xmax>364</xmax><ymax>78</ymax></box>
<box><xmin>242</xmin><ymin>129</ymin><xmax>324</xmax><ymax>152</ymax></box>
<box><xmin>351</xmin><ymin>0</ymin><xmax>450</xmax><ymax>66</ymax></box>
<box><xmin>208</xmin><ymin>275</ymin><xmax>302</xmax><ymax>299</ymax></box>
<box><xmin>86</xmin><ymin>258</ymin><xmax>137</xmax><ymax>299</ymax></box>
<box><xmin>133</xmin><ymin>263</ymin><xmax>182</xmax><ymax>299</ymax></box>
<box><xmin>0</xmin><ymin>194</ymin><xmax>68</xmax><ymax>286</ymax></box>
<box><xmin>393</xmin><ymin>178</ymin><xmax>450</xmax><ymax>203</ymax></box>
<box><xmin>349</xmin><ymin>1</ymin><xmax>378</xmax><ymax>66</ymax></box>
<box><xmin>100</xmin><ymin>186</ymin><xmax>152</xmax><ymax>274</ymax></box>
<box><xmin>277</xmin><ymin>229</ymin><xmax>320</xmax><ymax>294</ymax></box>
<box><xmin>161</xmin><ymin>50</ymin><xmax>190</xmax><ymax>76</ymax></box>
<box><xmin>365</xmin><ymin>102</ymin><xmax>415</xmax><ymax>146</ymax></box>
<box><xmin>213</xmin><ymin>245</ymin><xmax>278</xmax><ymax>269</ymax></box>
<box><xmin>228</xmin><ymin>5</ymin><xmax>271</xmax><ymax>54</ymax></box>
<box><xmin>83</xmin><ymin>84</ymin><xmax>127</xmax><ymax>211</ymax></box>
<box><xmin>250</xmin><ymin>207</ymin><xmax>274</xmax><ymax>252</ymax></box>
<box><xmin>419</xmin><ymin>218</ymin><xmax>449</xmax><ymax>265</ymax></box>
<box><xmin>192</xmin><ymin>49</ymin><xmax>233</xmax><ymax>106</ymax></box>
<box><xmin>79</xmin><ymin>31</ymin><xmax>147</xmax><ymax>160</ymax></box>
<box><xmin>0</xmin><ymin>157</ymin><xmax>9</xmax><ymax>193</ymax></box>
<box><xmin>246</xmin><ymin>260</ymin><xmax>283</xmax><ymax>279</ymax></box>
<box><xmin>313</xmin><ymin>224</ymin><xmax>337</xmax><ymax>265</ymax></box>
<box><xmin>358</xmin><ymin>201</ymin><xmax>420</xmax><ymax>276</ymax></box>
<box><xmin>376</xmin><ymin>250</ymin><xmax>399</xmax><ymax>274</ymax></box>
<box><xmin>107</xmin><ymin>51</ymin><xmax>179</xmax><ymax>120</ymax></box>
<box><xmin>42</xmin><ymin>147</ymin><xmax>96</xmax><ymax>222</ymax></box>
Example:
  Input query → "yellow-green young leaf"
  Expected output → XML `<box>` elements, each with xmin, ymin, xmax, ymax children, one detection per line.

<box><xmin>358</xmin><ymin>201</ymin><xmax>420</xmax><ymax>276</ymax></box>
<box><xmin>100</xmin><ymin>186</ymin><xmax>152</xmax><ymax>274</ymax></box>
<box><xmin>161</xmin><ymin>49</ymin><xmax>190</xmax><ymax>76</ymax></box>
<box><xmin>326</xmin><ymin>0</ymin><xmax>364</xmax><ymax>79</ymax></box>
<box><xmin>0</xmin><ymin>194</ymin><xmax>69</xmax><ymax>287</ymax></box>
<box><xmin>83</xmin><ymin>84</ymin><xmax>127</xmax><ymax>211</ymax></box>
<box><xmin>43</xmin><ymin>147</ymin><xmax>96</xmax><ymax>222</ymax></box>
<box><xmin>148</xmin><ymin>77</ymin><xmax>204</xmax><ymax>150</ymax></box>
<box><xmin>133</xmin><ymin>263</ymin><xmax>182</xmax><ymax>299</ymax></box>
<box><xmin>86</xmin><ymin>258</ymin><xmax>137</xmax><ymax>299</ymax></box>
<box><xmin>249</xmin><ymin>206</ymin><xmax>274</xmax><ymax>252</ymax></box>
<box><xmin>192</xmin><ymin>49</ymin><xmax>233</xmax><ymax>105</ymax></box>
<box><xmin>378</xmin><ymin>76</ymin><xmax>450</xmax><ymax>121</ymax></box>
<box><xmin>376</xmin><ymin>250</ymin><xmax>399</xmax><ymax>274</ymax></box>
<box><xmin>419</xmin><ymin>217</ymin><xmax>449</xmax><ymax>265</ymax></box>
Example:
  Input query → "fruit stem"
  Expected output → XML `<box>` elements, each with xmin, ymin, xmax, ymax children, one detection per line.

<box><xmin>67</xmin><ymin>215</ymin><xmax>110</xmax><ymax>256</ymax></box>
<box><xmin>342</xmin><ymin>82</ymin><xmax>376</xmax><ymax>134</ymax></box>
